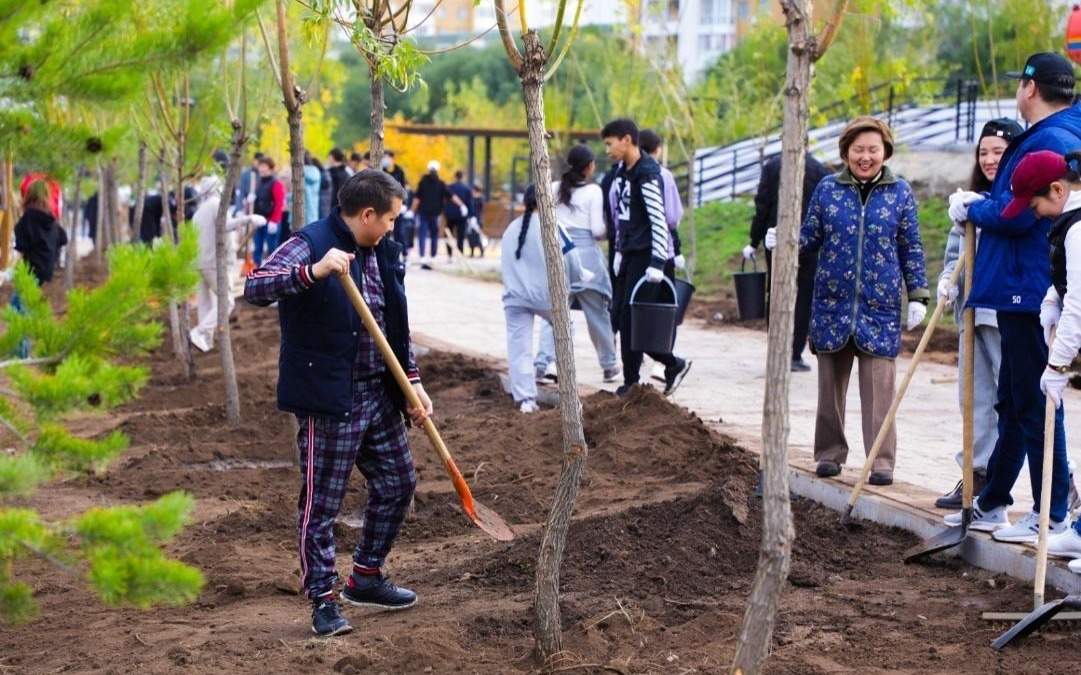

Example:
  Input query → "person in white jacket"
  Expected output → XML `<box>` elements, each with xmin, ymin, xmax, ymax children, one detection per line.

<box><xmin>502</xmin><ymin>185</ymin><xmax>591</xmax><ymax>413</ymax></box>
<box><xmin>535</xmin><ymin>144</ymin><xmax>619</xmax><ymax>383</ymax></box>
<box><xmin>189</xmin><ymin>174</ymin><xmax>265</xmax><ymax>352</ymax></box>
<box><xmin>1025</xmin><ymin>149</ymin><xmax>1081</xmax><ymax>574</ymax></box>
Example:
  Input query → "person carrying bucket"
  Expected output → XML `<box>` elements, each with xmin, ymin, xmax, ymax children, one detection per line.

<box><xmin>602</xmin><ymin>118</ymin><xmax>692</xmax><ymax>398</ymax></box>
<box><xmin>244</xmin><ymin>170</ymin><xmax>433</xmax><ymax>637</ymax></box>
<box><xmin>767</xmin><ymin>116</ymin><xmax>929</xmax><ymax>486</ymax></box>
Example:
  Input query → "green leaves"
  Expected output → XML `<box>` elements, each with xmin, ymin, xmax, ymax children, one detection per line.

<box><xmin>0</xmin><ymin>456</ymin><xmax>51</xmax><ymax>498</ymax></box>
<box><xmin>74</xmin><ymin>492</ymin><xmax>203</xmax><ymax>609</ymax></box>
<box><xmin>33</xmin><ymin>425</ymin><xmax>129</xmax><ymax>474</ymax></box>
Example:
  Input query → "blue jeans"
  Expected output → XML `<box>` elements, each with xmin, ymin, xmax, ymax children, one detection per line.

<box><xmin>252</xmin><ymin>225</ymin><xmax>272</xmax><ymax>267</ymax></box>
<box><xmin>10</xmin><ymin>292</ymin><xmax>29</xmax><ymax>358</ymax></box>
<box><xmin>977</xmin><ymin>312</ymin><xmax>1070</xmax><ymax>522</ymax></box>
<box><xmin>416</xmin><ymin>214</ymin><xmax>439</xmax><ymax>258</ymax></box>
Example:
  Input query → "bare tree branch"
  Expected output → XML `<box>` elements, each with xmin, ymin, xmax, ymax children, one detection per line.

<box><xmin>495</xmin><ymin>0</ymin><xmax>524</xmax><ymax>71</ymax></box>
<box><xmin>812</xmin><ymin>0</ymin><xmax>849</xmax><ymax>61</ymax></box>
<box><xmin>255</xmin><ymin>8</ymin><xmax>285</xmax><ymax>91</ymax></box>
<box><xmin>543</xmin><ymin>0</ymin><xmax>584</xmax><ymax>83</ymax></box>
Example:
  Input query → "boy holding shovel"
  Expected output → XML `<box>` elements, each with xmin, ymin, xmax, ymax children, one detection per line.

<box><xmin>244</xmin><ymin>170</ymin><xmax>432</xmax><ymax>637</ymax></box>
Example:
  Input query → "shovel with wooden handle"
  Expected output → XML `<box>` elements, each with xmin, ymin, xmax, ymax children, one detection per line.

<box><xmin>338</xmin><ymin>270</ymin><xmax>514</xmax><ymax>542</ymax></box>
<box><xmin>839</xmin><ymin>252</ymin><xmax>966</xmax><ymax>528</ymax></box>
<box><xmin>905</xmin><ymin>220</ymin><xmax>978</xmax><ymax>561</ymax></box>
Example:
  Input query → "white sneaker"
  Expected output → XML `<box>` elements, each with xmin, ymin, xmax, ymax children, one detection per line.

<box><xmin>1069</xmin><ymin>558</ymin><xmax>1081</xmax><ymax>574</ymax></box>
<box><xmin>992</xmin><ymin>511</ymin><xmax>1067</xmax><ymax>544</ymax></box>
<box><xmin>1046</xmin><ymin>524</ymin><xmax>1081</xmax><ymax>559</ymax></box>
<box><xmin>943</xmin><ymin>504</ymin><xmax>1010</xmax><ymax>532</ymax></box>
<box><xmin>519</xmin><ymin>400</ymin><xmax>538</xmax><ymax>414</ymax></box>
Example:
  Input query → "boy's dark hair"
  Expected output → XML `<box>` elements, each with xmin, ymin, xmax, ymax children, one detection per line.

<box><xmin>454</xmin><ymin>170</ymin><xmax>464</xmax><ymax>180</ymax></box>
<box><xmin>253</xmin><ymin>151</ymin><xmax>264</xmax><ymax>161</ymax></box>
<box><xmin>601</xmin><ymin>118</ymin><xmax>639</xmax><ymax>145</ymax></box>
<box><xmin>329</xmin><ymin>147</ymin><xmax>346</xmax><ymax>162</ymax></box>
<box><xmin>385</xmin><ymin>150</ymin><xmax>395</xmax><ymax>158</ymax></box>
<box><xmin>350</xmin><ymin>151</ymin><xmax>363</xmax><ymax>163</ymax></box>
<box><xmin>339</xmin><ymin>169</ymin><xmax>407</xmax><ymax>217</ymax></box>
<box><xmin>1030</xmin><ymin>77</ymin><xmax>1077</xmax><ymax>106</ymax></box>
<box><xmin>639</xmin><ymin>129</ymin><xmax>663</xmax><ymax>155</ymax></box>
<box><xmin>257</xmin><ymin>156</ymin><xmax>276</xmax><ymax>170</ymax></box>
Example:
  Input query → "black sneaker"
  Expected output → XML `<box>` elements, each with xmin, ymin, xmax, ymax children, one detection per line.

<box><xmin>934</xmin><ymin>471</ymin><xmax>988</xmax><ymax>509</ymax></box>
<box><xmin>312</xmin><ymin>599</ymin><xmax>353</xmax><ymax>637</ymax></box>
<box><xmin>868</xmin><ymin>471</ymin><xmax>893</xmax><ymax>486</ymax></box>
<box><xmin>340</xmin><ymin>574</ymin><xmax>417</xmax><ymax>611</ymax></box>
<box><xmin>815</xmin><ymin>461</ymin><xmax>841</xmax><ymax>478</ymax></box>
<box><xmin>663</xmin><ymin>359</ymin><xmax>692</xmax><ymax>396</ymax></box>
<box><xmin>616</xmin><ymin>384</ymin><xmax>636</xmax><ymax>398</ymax></box>
<box><xmin>791</xmin><ymin>358</ymin><xmax>811</xmax><ymax>372</ymax></box>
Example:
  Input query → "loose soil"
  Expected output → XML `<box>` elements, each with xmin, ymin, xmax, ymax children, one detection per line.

<box><xmin>1</xmin><ymin>292</ymin><xmax>1076</xmax><ymax>674</ymax></box>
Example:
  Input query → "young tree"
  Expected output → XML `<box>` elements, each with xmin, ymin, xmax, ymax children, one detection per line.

<box><xmin>0</xmin><ymin>230</ymin><xmax>202</xmax><ymax>623</ymax></box>
<box><xmin>731</xmin><ymin>2</ymin><xmax>848</xmax><ymax>673</ymax></box>
<box><xmin>494</xmin><ymin>0</ymin><xmax>587</xmax><ymax>664</ymax></box>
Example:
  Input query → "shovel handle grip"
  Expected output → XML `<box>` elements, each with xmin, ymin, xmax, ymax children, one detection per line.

<box><xmin>337</xmin><ymin>271</ymin><xmax>477</xmax><ymax>518</ymax></box>
<box><xmin>1034</xmin><ymin>325</ymin><xmax>1058</xmax><ymax>608</ymax></box>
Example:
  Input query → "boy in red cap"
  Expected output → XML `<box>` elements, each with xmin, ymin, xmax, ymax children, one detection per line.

<box><xmin>1016</xmin><ymin>149</ymin><xmax>1081</xmax><ymax>573</ymax></box>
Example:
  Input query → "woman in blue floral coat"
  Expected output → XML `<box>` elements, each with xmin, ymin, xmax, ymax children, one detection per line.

<box><xmin>770</xmin><ymin>117</ymin><xmax>930</xmax><ymax>485</ymax></box>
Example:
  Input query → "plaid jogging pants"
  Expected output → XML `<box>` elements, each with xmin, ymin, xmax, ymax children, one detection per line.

<box><xmin>296</xmin><ymin>378</ymin><xmax>417</xmax><ymax>599</ymax></box>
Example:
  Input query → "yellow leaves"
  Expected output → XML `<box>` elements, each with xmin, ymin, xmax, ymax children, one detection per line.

<box><xmin>378</xmin><ymin>114</ymin><xmax>456</xmax><ymax>186</ymax></box>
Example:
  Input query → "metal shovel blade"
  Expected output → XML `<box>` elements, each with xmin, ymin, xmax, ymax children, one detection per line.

<box><xmin>471</xmin><ymin>499</ymin><xmax>515</xmax><ymax>542</ymax></box>
<box><xmin>991</xmin><ymin>595</ymin><xmax>1081</xmax><ymax>650</ymax></box>
<box><xmin>903</xmin><ymin>509</ymin><xmax>970</xmax><ymax>564</ymax></box>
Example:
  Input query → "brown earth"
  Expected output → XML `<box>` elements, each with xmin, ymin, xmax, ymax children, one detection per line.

<box><xmin>1</xmin><ymin>295</ymin><xmax>1077</xmax><ymax>674</ymax></box>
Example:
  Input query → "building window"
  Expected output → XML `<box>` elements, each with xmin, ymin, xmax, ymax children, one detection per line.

<box><xmin>702</xmin><ymin>0</ymin><xmax>730</xmax><ymax>26</ymax></box>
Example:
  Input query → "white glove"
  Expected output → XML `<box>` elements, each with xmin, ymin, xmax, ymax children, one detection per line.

<box><xmin>937</xmin><ymin>278</ymin><xmax>958</xmax><ymax>307</ymax></box>
<box><xmin>742</xmin><ymin>244</ymin><xmax>756</xmax><ymax>260</ymax></box>
<box><xmin>948</xmin><ymin>190</ymin><xmax>983</xmax><ymax>223</ymax></box>
<box><xmin>244</xmin><ymin>193</ymin><xmax>256</xmax><ymax>206</ymax></box>
<box><xmin>459</xmin><ymin>204</ymin><xmax>469</xmax><ymax>218</ymax></box>
<box><xmin>579</xmin><ymin>268</ymin><xmax>596</xmax><ymax>283</ymax></box>
<box><xmin>267</xmin><ymin>221</ymin><xmax>279</xmax><ymax>235</ymax></box>
<box><xmin>403</xmin><ymin>209</ymin><xmax>414</xmax><ymax>219</ymax></box>
<box><xmin>644</xmin><ymin>267</ymin><xmax>664</xmax><ymax>284</ymax></box>
<box><xmin>1041</xmin><ymin>368</ymin><xmax>1070</xmax><ymax>408</ymax></box>
<box><xmin>764</xmin><ymin>227</ymin><xmax>777</xmax><ymax>250</ymax></box>
<box><xmin>1041</xmin><ymin>294</ymin><xmax>1061</xmax><ymax>346</ymax></box>
<box><xmin>674</xmin><ymin>254</ymin><xmax>686</xmax><ymax>270</ymax></box>
<box><xmin>906</xmin><ymin>302</ymin><xmax>927</xmax><ymax>330</ymax></box>
<box><xmin>0</xmin><ymin>268</ymin><xmax>12</xmax><ymax>285</ymax></box>
<box><xmin>249</xmin><ymin>214</ymin><xmax>267</xmax><ymax>227</ymax></box>
<box><xmin>613</xmin><ymin>252</ymin><xmax>622</xmax><ymax>276</ymax></box>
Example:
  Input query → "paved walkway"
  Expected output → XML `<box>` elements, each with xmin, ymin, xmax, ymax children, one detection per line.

<box><xmin>406</xmin><ymin>257</ymin><xmax>1081</xmax><ymax>515</ymax></box>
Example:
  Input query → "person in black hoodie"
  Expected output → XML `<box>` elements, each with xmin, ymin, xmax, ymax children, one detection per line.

<box><xmin>13</xmin><ymin>179</ymin><xmax>68</xmax><ymax>286</ymax></box>
<box><xmin>744</xmin><ymin>152</ymin><xmax>831</xmax><ymax>371</ymax></box>
<box><xmin>602</xmin><ymin>118</ymin><xmax>692</xmax><ymax>397</ymax></box>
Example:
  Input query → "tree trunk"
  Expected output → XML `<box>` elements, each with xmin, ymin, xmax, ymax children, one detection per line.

<box><xmin>133</xmin><ymin>142</ymin><xmax>148</xmax><ymax>245</ymax></box>
<box><xmin>157</xmin><ymin>156</ymin><xmax>184</xmax><ymax>361</ymax></box>
<box><xmin>518</xmin><ymin>30</ymin><xmax>589</xmax><ymax>667</ymax></box>
<box><xmin>369</xmin><ymin>67</ymin><xmax>385</xmax><ymax>167</ymax></box>
<box><xmin>107</xmin><ymin>159</ymin><xmax>122</xmax><ymax>247</ymax></box>
<box><xmin>175</xmin><ymin>153</ymin><xmax>195</xmax><ymax>381</ymax></box>
<box><xmin>731</xmin><ymin>2</ymin><xmax>810</xmax><ymax>672</ymax></box>
<box><xmin>276</xmin><ymin>0</ymin><xmax>305</xmax><ymax>233</ymax></box>
<box><xmin>216</xmin><ymin>120</ymin><xmax>246</xmax><ymax>426</ymax></box>
<box><xmin>287</xmin><ymin>103</ymin><xmax>305</xmax><ymax>232</ymax></box>
<box><xmin>65</xmin><ymin>168</ymin><xmax>82</xmax><ymax>290</ymax></box>
<box><xmin>94</xmin><ymin>164</ymin><xmax>106</xmax><ymax>265</ymax></box>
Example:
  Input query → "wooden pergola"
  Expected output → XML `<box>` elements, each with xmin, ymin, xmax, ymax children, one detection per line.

<box><xmin>387</xmin><ymin>123</ymin><xmax>601</xmax><ymax>200</ymax></box>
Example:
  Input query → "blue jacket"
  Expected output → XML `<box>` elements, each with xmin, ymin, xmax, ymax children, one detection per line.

<box><xmin>800</xmin><ymin>167</ymin><xmax>929</xmax><ymax>358</ymax></box>
<box><xmin>966</xmin><ymin>105</ymin><xmax>1081</xmax><ymax>313</ymax></box>
<box><xmin>277</xmin><ymin>214</ymin><xmax>412</xmax><ymax>421</ymax></box>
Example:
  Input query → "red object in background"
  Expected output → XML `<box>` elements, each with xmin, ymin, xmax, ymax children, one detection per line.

<box><xmin>1067</xmin><ymin>5</ymin><xmax>1081</xmax><ymax>65</ymax></box>
<box><xmin>19</xmin><ymin>172</ymin><xmax>62</xmax><ymax>219</ymax></box>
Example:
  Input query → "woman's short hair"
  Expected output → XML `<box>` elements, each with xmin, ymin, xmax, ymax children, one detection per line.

<box><xmin>838</xmin><ymin>116</ymin><xmax>895</xmax><ymax>161</ymax></box>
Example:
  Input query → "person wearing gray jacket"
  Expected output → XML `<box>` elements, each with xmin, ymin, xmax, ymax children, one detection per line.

<box><xmin>934</xmin><ymin>117</ymin><xmax>1020</xmax><ymax>509</ymax></box>
<box><xmin>502</xmin><ymin>185</ymin><xmax>590</xmax><ymax>413</ymax></box>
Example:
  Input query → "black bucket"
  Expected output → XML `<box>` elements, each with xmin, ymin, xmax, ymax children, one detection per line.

<box><xmin>674</xmin><ymin>276</ymin><xmax>696</xmax><ymax>325</ymax></box>
<box><xmin>629</xmin><ymin>276</ymin><xmax>679</xmax><ymax>354</ymax></box>
<box><xmin>733</xmin><ymin>258</ymin><xmax>767</xmax><ymax>321</ymax></box>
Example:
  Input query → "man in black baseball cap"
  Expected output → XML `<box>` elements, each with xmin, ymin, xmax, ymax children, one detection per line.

<box><xmin>1007</xmin><ymin>52</ymin><xmax>1077</xmax><ymax>100</ymax></box>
